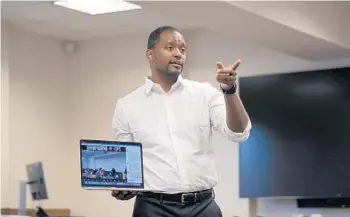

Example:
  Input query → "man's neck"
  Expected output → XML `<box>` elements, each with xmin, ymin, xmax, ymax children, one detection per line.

<box><xmin>151</xmin><ymin>72</ymin><xmax>178</xmax><ymax>93</ymax></box>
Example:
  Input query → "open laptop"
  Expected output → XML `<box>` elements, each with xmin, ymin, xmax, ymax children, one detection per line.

<box><xmin>79</xmin><ymin>139</ymin><xmax>145</xmax><ymax>191</ymax></box>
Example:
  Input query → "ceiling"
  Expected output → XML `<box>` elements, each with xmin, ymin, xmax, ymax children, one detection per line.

<box><xmin>2</xmin><ymin>1</ymin><xmax>350</xmax><ymax>62</ymax></box>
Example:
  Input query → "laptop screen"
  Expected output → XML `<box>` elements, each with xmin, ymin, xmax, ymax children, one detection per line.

<box><xmin>80</xmin><ymin>139</ymin><xmax>144</xmax><ymax>189</ymax></box>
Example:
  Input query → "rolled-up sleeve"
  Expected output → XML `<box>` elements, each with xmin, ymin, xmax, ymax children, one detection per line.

<box><xmin>205</xmin><ymin>83</ymin><xmax>252</xmax><ymax>143</ymax></box>
<box><xmin>223</xmin><ymin>119</ymin><xmax>252</xmax><ymax>142</ymax></box>
<box><xmin>112</xmin><ymin>99</ymin><xmax>133</xmax><ymax>142</ymax></box>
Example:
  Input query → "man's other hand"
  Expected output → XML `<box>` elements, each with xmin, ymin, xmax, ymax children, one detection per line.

<box><xmin>111</xmin><ymin>190</ymin><xmax>138</xmax><ymax>200</ymax></box>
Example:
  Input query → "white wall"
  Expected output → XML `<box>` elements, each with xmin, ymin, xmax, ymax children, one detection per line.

<box><xmin>2</xmin><ymin>22</ymin><xmax>350</xmax><ymax>217</ymax></box>
<box><xmin>1</xmin><ymin>20</ymin><xmax>11</xmax><ymax>209</ymax></box>
<box><xmin>2</xmin><ymin>22</ymin><xmax>74</xmax><ymax>211</ymax></box>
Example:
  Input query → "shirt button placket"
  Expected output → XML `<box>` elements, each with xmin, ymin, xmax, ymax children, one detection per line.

<box><xmin>164</xmin><ymin>94</ymin><xmax>185</xmax><ymax>188</ymax></box>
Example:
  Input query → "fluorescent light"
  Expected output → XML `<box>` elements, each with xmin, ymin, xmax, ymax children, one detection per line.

<box><xmin>53</xmin><ymin>0</ymin><xmax>142</xmax><ymax>15</ymax></box>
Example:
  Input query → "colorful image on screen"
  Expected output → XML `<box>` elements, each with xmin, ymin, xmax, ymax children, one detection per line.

<box><xmin>80</xmin><ymin>140</ymin><xmax>143</xmax><ymax>188</ymax></box>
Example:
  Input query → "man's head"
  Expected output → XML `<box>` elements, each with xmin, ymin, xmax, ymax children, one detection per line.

<box><xmin>146</xmin><ymin>26</ymin><xmax>187</xmax><ymax>80</ymax></box>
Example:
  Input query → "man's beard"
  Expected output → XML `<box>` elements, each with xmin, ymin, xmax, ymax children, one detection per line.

<box><xmin>157</xmin><ymin>66</ymin><xmax>181</xmax><ymax>81</ymax></box>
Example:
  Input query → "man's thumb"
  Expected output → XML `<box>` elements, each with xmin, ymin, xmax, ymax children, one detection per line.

<box><xmin>216</xmin><ymin>62</ymin><xmax>224</xmax><ymax>69</ymax></box>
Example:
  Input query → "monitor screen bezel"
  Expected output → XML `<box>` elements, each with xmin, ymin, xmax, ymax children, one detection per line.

<box><xmin>79</xmin><ymin>139</ymin><xmax>144</xmax><ymax>189</ymax></box>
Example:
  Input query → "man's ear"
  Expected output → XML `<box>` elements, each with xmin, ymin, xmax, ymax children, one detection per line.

<box><xmin>146</xmin><ymin>49</ymin><xmax>153</xmax><ymax>62</ymax></box>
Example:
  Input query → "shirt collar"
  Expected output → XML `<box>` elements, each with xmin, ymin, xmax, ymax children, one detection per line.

<box><xmin>144</xmin><ymin>75</ymin><xmax>184</xmax><ymax>95</ymax></box>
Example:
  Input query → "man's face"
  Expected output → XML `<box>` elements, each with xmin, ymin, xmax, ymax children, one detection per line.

<box><xmin>147</xmin><ymin>30</ymin><xmax>187</xmax><ymax>79</ymax></box>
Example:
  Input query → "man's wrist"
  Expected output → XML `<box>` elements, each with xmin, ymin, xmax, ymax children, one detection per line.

<box><xmin>220</xmin><ymin>83</ymin><xmax>237</xmax><ymax>94</ymax></box>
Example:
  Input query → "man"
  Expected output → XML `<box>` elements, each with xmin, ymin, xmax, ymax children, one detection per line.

<box><xmin>111</xmin><ymin>26</ymin><xmax>251</xmax><ymax>217</ymax></box>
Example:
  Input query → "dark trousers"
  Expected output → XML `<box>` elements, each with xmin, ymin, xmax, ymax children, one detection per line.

<box><xmin>132</xmin><ymin>193</ymin><xmax>223</xmax><ymax>217</ymax></box>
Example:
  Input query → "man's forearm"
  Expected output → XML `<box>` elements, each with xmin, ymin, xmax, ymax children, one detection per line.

<box><xmin>224</xmin><ymin>93</ymin><xmax>250</xmax><ymax>133</ymax></box>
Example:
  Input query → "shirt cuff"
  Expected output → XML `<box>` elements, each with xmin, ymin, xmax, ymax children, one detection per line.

<box><xmin>223</xmin><ymin>120</ymin><xmax>252</xmax><ymax>143</ymax></box>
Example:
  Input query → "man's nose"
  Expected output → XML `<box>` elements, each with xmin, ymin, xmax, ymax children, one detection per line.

<box><xmin>173</xmin><ymin>49</ymin><xmax>182</xmax><ymax>58</ymax></box>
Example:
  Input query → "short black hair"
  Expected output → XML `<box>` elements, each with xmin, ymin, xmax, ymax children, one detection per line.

<box><xmin>147</xmin><ymin>26</ymin><xmax>180</xmax><ymax>49</ymax></box>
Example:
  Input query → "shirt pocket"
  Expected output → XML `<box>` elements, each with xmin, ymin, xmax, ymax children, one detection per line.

<box><xmin>198</xmin><ymin>121</ymin><xmax>211</xmax><ymax>146</ymax></box>
<box><xmin>187</xmin><ymin>99</ymin><xmax>211</xmax><ymax>128</ymax></box>
<box><xmin>185</xmin><ymin>99</ymin><xmax>212</xmax><ymax>147</ymax></box>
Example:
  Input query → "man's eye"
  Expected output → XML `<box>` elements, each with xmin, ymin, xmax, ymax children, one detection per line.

<box><xmin>167</xmin><ymin>47</ymin><xmax>173</xmax><ymax>50</ymax></box>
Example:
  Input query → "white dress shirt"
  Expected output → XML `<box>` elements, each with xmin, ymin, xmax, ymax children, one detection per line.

<box><xmin>112</xmin><ymin>75</ymin><xmax>252</xmax><ymax>194</ymax></box>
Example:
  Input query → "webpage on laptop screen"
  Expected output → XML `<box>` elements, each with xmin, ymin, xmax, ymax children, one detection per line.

<box><xmin>80</xmin><ymin>141</ymin><xmax>143</xmax><ymax>188</ymax></box>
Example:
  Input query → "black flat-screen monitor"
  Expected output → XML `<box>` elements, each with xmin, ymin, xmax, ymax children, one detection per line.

<box><xmin>238</xmin><ymin>67</ymin><xmax>350</xmax><ymax>198</ymax></box>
